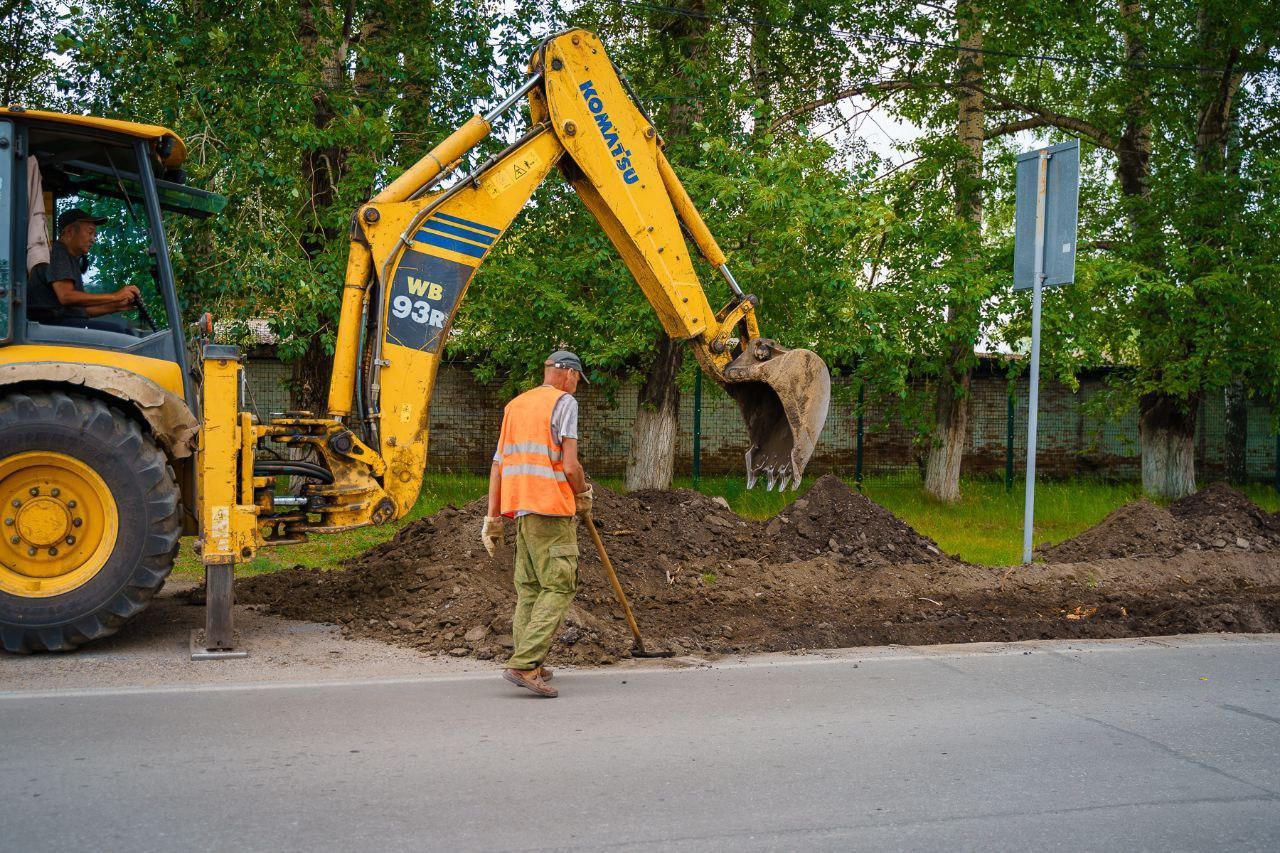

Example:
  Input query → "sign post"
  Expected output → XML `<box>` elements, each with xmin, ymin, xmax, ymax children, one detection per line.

<box><xmin>1014</xmin><ymin>140</ymin><xmax>1079</xmax><ymax>563</ymax></box>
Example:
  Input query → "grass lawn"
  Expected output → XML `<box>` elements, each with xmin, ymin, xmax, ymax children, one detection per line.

<box><xmin>172</xmin><ymin>471</ymin><xmax>1280</xmax><ymax>577</ymax></box>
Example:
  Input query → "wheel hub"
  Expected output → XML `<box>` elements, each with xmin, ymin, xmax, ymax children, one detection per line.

<box><xmin>15</xmin><ymin>496</ymin><xmax>72</xmax><ymax>547</ymax></box>
<box><xmin>0</xmin><ymin>452</ymin><xmax>117</xmax><ymax>596</ymax></box>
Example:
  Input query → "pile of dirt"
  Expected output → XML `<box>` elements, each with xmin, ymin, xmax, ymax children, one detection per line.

<box><xmin>1170</xmin><ymin>481</ymin><xmax>1280</xmax><ymax>551</ymax></box>
<box><xmin>238</xmin><ymin>477</ymin><xmax>955</xmax><ymax>664</ymax></box>
<box><xmin>766</xmin><ymin>475</ymin><xmax>946</xmax><ymax>566</ymax></box>
<box><xmin>591</xmin><ymin>475</ymin><xmax>948</xmax><ymax>569</ymax></box>
<box><xmin>238</xmin><ymin>478</ymin><xmax>1280</xmax><ymax>666</ymax></box>
<box><xmin>1041</xmin><ymin>482</ymin><xmax>1280</xmax><ymax>561</ymax></box>
<box><xmin>1038</xmin><ymin>501</ymin><xmax>1192</xmax><ymax>561</ymax></box>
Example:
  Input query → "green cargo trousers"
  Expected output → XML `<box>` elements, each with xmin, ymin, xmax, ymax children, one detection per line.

<box><xmin>507</xmin><ymin>513</ymin><xmax>578</xmax><ymax>671</ymax></box>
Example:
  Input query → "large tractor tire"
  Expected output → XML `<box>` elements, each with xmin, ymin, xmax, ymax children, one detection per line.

<box><xmin>0</xmin><ymin>390</ymin><xmax>181</xmax><ymax>653</ymax></box>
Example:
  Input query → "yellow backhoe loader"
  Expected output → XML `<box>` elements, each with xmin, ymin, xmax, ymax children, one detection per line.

<box><xmin>0</xmin><ymin>30</ymin><xmax>830</xmax><ymax>655</ymax></box>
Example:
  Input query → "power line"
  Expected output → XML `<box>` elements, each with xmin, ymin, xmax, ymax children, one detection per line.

<box><xmin>610</xmin><ymin>0</ymin><xmax>1273</xmax><ymax>76</ymax></box>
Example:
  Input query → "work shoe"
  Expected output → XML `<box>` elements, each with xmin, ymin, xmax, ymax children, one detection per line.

<box><xmin>537</xmin><ymin>666</ymin><xmax>554</xmax><ymax>681</ymax></box>
<box><xmin>503</xmin><ymin>667</ymin><xmax>558</xmax><ymax>698</ymax></box>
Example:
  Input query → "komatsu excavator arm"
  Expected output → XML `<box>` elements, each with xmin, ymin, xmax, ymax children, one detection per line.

<box><xmin>196</xmin><ymin>29</ymin><xmax>829</xmax><ymax>569</ymax></box>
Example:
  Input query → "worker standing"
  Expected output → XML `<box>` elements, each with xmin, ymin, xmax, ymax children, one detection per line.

<box><xmin>483</xmin><ymin>351</ymin><xmax>593</xmax><ymax>698</ymax></box>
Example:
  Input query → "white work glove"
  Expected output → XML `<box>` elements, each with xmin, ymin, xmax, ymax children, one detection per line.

<box><xmin>575</xmin><ymin>486</ymin><xmax>594</xmax><ymax>519</ymax></box>
<box><xmin>481</xmin><ymin>515</ymin><xmax>504</xmax><ymax>557</ymax></box>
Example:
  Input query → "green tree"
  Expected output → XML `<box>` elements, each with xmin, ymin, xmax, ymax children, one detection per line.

<box><xmin>978</xmin><ymin>0</ymin><xmax>1280</xmax><ymax>497</ymax></box>
<box><xmin>58</xmin><ymin>0</ymin><xmax>498</xmax><ymax>409</ymax></box>
<box><xmin>0</xmin><ymin>0</ymin><xmax>59</xmax><ymax>105</ymax></box>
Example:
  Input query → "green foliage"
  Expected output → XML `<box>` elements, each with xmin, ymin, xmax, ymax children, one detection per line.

<box><xmin>13</xmin><ymin>0</ymin><xmax>1276</xmax><ymax>481</ymax></box>
<box><xmin>976</xmin><ymin>0</ymin><xmax>1280</xmax><ymax>426</ymax></box>
<box><xmin>0</xmin><ymin>1</ymin><xmax>61</xmax><ymax>105</ymax></box>
<box><xmin>54</xmin><ymin>0</ymin><xmax>501</xmax><ymax>370</ymax></box>
<box><xmin>457</xmin><ymin>0</ymin><xmax>892</xmax><ymax>392</ymax></box>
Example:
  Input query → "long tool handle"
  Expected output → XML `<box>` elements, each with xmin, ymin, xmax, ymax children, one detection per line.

<box><xmin>583</xmin><ymin>514</ymin><xmax>647</xmax><ymax>654</ymax></box>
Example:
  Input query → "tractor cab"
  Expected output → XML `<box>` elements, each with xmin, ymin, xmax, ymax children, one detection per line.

<box><xmin>0</xmin><ymin>107</ymin><xmax>224</xmax><ymax>403</ymax></box>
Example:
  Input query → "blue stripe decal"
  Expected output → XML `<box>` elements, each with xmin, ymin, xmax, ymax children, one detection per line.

<box><xmin>414</xmin><ymin>230</ymin><xmax>488</xmax><ymax>259</ymax></box>
<box><xmin>423</xmin><ymin>220</ymin><xmax>494</xmax><ymax>245</ymax></box>
<box><xmin>432</xmin><ymin>211</ymin><xmax>501</xmax><ymax>235</ymax></box>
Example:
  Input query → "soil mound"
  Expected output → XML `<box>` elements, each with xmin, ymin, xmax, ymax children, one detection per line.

<box><xmin>1039</xmin><ymin>482</ymin><xmax>1280</xmax><ymax>561</ymax></box>
<box><xmin>1170</xmin><ymin>481</ymin><xmax>1280</xmax><ymax>551</ymax></box>
<box><xmin>238</xmin><ymin>480</ymin><xmax>956</xmax><ymax>665</ymax></box>
<box><xmin>237</xmin><ymin>480</ymin><xmax>1280</xmax><ymax>666</ymax></box>
<box><xmin>591</xmin><ymin>486</ymin><xmax>766</xmax><ymax>566</ymax></box>
<box><xmin>767</xmin><ymin>475</ymin><xmax>946</xmax><ymax>566</ymax></box>
<box><xmin>1039</xmin><ymin>500</ymin><xmax>1190</xmax><ymax>561</ymax></box>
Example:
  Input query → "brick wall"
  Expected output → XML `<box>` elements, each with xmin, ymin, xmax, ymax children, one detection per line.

<box><xmin>243</xmin><ymin>359</ymin><xmax>1278</xmax><ymax>482</ymax></box>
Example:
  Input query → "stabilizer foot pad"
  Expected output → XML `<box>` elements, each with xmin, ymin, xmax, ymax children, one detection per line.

<box><xmin>190</xmin><ymin>629</ymin><xmax>248</xmax><ymax>660</ymax></box>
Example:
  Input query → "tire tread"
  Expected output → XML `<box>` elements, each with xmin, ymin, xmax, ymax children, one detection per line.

<box><xmin>0</xmin><ymin>391</ymin><xmax>182</xmax><ymax>653</ymax></box>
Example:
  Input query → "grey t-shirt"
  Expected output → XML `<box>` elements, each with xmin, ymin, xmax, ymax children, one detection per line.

<box><xmin>495</xmin><ymin>388</ymin><xmax>579</xmax><ymax>518</ymax></box>
<box><xmin>28</xmin><ymin>242</ymin><xmax>89</xmax><ymax>321</ymax></box>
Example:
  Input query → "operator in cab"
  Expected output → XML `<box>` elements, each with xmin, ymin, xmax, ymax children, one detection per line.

<box><xmin>27</xmin><ymin>209</ymin><xmax>140</xmax><ymax>328</ymax></box>
<box><xmin>483</xmin><ymin>351</ymin><xmax>593</xmax><ymax>698</ymax></box>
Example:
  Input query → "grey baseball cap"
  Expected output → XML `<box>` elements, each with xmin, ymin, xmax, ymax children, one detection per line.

<box><xmin>547</xmin><ymin>350</ymin><xmax>589</xmax><ymax>383</ymax></box>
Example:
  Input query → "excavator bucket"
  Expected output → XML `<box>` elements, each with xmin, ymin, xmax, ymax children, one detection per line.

<box><xmin>723</xmin><ymin>343</ymin><xmax>831</xmax><ymax>491</ymax></box>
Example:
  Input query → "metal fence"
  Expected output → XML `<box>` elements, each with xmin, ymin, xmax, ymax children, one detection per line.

<box><xmin>242</xmin><ymin>359</ymin><xmax>1279</xmax><ymax>488</ymax></box>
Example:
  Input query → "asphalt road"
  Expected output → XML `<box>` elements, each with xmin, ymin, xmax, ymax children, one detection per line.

<box><xmin>3</xmin><ymin>635</ymin><xmax>1279</xmax><ymax>852</ymax></box>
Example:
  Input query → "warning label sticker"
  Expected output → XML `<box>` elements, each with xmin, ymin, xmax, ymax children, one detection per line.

<box><xmin>483</xmin><ymin>150</ymin><xmax>543</xmax><ymax>198</ymax></box>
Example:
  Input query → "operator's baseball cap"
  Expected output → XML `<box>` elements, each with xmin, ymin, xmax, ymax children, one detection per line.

<box><xmin>57</xmin><ymin>208</ymin><xmax>108</xmax><ymax>231</ymax></box>
<box><xmin>547</xmin><ymin>349</ymin><xmax>589</xmax><ymax>383</ymax></box>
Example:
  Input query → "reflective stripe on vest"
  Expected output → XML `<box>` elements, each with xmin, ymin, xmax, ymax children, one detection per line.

<box><xmin>497</xmin><ymin>385</ymin><xmax>577</xmax><ymax>517</ymax></box>
<box><xmin>501</xmin><ymin>442</ymin><xmax>563</xmax><ymax>462</ymax></box>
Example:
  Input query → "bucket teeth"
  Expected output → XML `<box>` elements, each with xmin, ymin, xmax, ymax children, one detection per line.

<box><xmin>726</xmin><ymin>345</ymin><xmax>831</xmax><ymax>491</ymax></box>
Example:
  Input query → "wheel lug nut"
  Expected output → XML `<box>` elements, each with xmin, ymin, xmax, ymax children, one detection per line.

<box><xmin>67</xmin><ymin>500</ymin><xmax>77</xmax><ymax>508</ymax></box>
<box><xmin>65</xmin><ymin>536</ymin><xmax>76</xmax><ymax>545</ymax></box>
<box><xmin>10</xmin><ymin>499</ymin><xmax>19</xmax><ymax>508</ymax></box>
<box><xmin>29</xmin><ymin>487</ymin><xmax>38</xmax><ymax>496</ymax></box>
<box><xmin>73</xmin><ymin>518</ymin><xmax>83</xmax><ymax>527</ymax></box>
<box><xmin>3</xmin><ymin>518</ymin><xmax>11</xmax><ymax>526</ymax></box>
<box><xmin>48</xmin><ymin>547</ymin><xmax>58</xmax><ymax>556</ymax></box>
<box><xmin>10</xmin><ymin>536</ymin><xmax>19</xmax><ymax>544</ymax></box>
<box><xmin>27</xmin><ymin>547</ymin><xmax>36</xmax><ymax>556</ymax></box>
<box><xmin>51</xmin><ymin>488</ymin><xmax>60</xmax><ymax>497</ymax></box>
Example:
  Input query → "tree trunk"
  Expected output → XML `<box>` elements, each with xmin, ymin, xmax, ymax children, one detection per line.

<box><xmin>626</xmin><ymin>334</ymin><xmax>683</xmax><ymax>491</ymax></box>
<box><xmin>291</xmin><ymin>333</ymin><xmax>336</xmax><ymax>414</ymax></box>
<box><xmin>298</xmin><ymin>0</ymin><xmax>348</xmax><ymax>255</ymax></box>
<box><xmin>624</xmin><ymin>0</ymin><xmax>706</xmax><ymax>490</ymax></box>
<box><xmin>923</xmin><ymin>0</ymin><xmax>983</xmax><ymax>503</ymax></box>
<box><xmin>291</xmin><ymin>0</ymin><xmax>351</xmax><ymax>411</ymax></box>
<box><xmin>1147</xmin><ymin>3</ymin><xmax>1250</xmax><ymax>495</ymax></box>
<box><xmin>1224</xmin><ymin>382</ymin><xmax>1248</xmax><ymax>483</ymax></box>
<box><xmin>923</xmin><ymin>363</ymin><xmax>970</xmax><ymax>502</ymax></box>
<box><xmin>1139</xmin><ymin>392</ymin><xmax>1198</xmax><ymax>499</ymax></box>
<box><xmin>1221</xmin><ymin>92</ymin><xmax>1247</xmax><ymax>485</ymax></box>
<box><xmin>1117</xmin><ymin>0</ymin><xmax>1155</xmax><ymax>252</ymax></box>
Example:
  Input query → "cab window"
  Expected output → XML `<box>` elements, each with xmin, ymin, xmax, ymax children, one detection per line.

<box><xmin>25</xmin><ymin>129</ymin><xmax>167</xmax><ymax>340</ymax></box>
<box><xmin>53</xmin><ymin>189</ymin><xmax>169</xmax><ymax>333</ymax></box>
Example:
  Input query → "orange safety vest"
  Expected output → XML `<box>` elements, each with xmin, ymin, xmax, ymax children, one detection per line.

<box><xmin>496</xmin><ymin>385</ymin><xmax>577</xmax><ymax>517</ymax></box>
